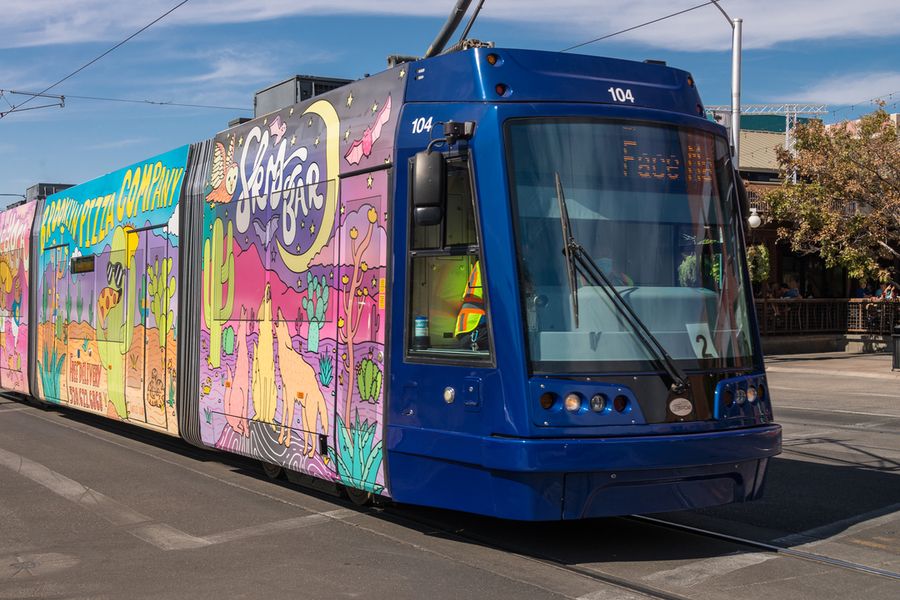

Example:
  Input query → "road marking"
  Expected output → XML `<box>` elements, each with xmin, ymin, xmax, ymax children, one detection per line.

<box><xmin>641</xmin><ymin>552</ymin><xmax>774</xmax><ymax>588</ymax></box>
<box><xmin>0</xmin><ymin>445</ymin><xmax>152</xmax><ymax>527</ymax></box>
<box><xmin>0</xmin><ymin>444</ymin><xmax>346</xmax><ymax>552</ymax></box>
<box><xmin>766</xmin><ymin>365</ymin><xmax>900</xmax><ymax>381</ymax></box>
<box><xmin>775</xmin><ymin>405</ymin><xmax>900</xmax><ymax>419</ymax></box>
<box><xmin>577</xmin><ymin>588</ymin><xmax>652</xmax><ymax>599</ymax></box>
<box><xmin>847</xmin><ymin>538</ymin><xmax>894</xmax><ymax>551</ymax></box>
<box><xmin>771</xmin><ymin>385</ymin><xmax>900</xmax><ymax>400</ymax></box>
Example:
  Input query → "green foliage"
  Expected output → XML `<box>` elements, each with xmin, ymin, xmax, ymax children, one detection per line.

<box><xmin>222</xmin><ymin>326</ymin><xmax>235</xmax><ymax>355</ymax></box>
<box><xmin>678</xmin><ymin>255</ymin><xmax>698</xmax><ymax>287</ymax></box>
<box><xmin>356</xmin><ymin>358</ymin><xmax>382</xmax><ymax>403</ymax></box>
<box><xmin>328</xmin><ymin>412</ymin><xmax>383</xmax><ymax>494</ymax></box>
<box><xmin>301</xmin><ymin>272</ymin><xmax>329</xmax><ymax>353</ymax></box>
<box><xmin>87</xmin><ymin>290</ymin><xmax>94</xmax><ymax>325</ymax></box>
<box><xmin>203</xmin><ymin>407</ymin><xmax>213</xmax><ymax>424</ymax></box>
<box><xmin>39</xmin><ymin>344</ymin><xmax>66</xmax><ymax>401</ymax></box>
<box><xmin>746</xmin><ymin>244</ymin><xmax>771</xmax><ymax>283</ymax></box>
<box><xmin>768</xmin><ymin>106</ymin><xmax>899</xmax><ymax>281</ymax></box>
<box><xmin>148</xmin><ymin>256</ymin><xmax>176</xmax><ymax>348</ymax></box>
<box><xmin>318</xmin><ymin>353</ymin><xmax>334</xmax><ymax>387</ymax></box>
<box><xmin>202</xmin><ymin>218</ymin><xmax>234</xmax><ymax>368</ymax></box>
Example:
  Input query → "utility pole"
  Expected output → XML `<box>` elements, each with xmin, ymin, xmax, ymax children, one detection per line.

<box><xmin>711</xmin><ymin>2</ymin><xmax>742</xmax><ymax>166</ymax></box>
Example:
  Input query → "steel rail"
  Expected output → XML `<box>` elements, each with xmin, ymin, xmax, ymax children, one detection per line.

<box><xmin>630</xmin><ymin>514</ymin><xmax>900</xmax><ymax>581</ymax></box>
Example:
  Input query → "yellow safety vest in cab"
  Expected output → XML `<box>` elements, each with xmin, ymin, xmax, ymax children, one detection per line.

<box><xmin>454</xmin><ymin>260</ymin><xmax>485</xmax><ymax>337</ymax></box>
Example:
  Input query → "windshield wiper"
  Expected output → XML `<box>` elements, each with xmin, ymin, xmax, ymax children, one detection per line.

<box><xmin>555</xmin><ymin>172</ymin><xmax>580</xmax><ymax>328</ymax></box>
<box><xmin>554</xmin><ymin>173</ymin><xmax>690</xmax><ymax>395</ymax></box>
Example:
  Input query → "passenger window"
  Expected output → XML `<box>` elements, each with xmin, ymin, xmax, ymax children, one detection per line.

<box><xmin>408</xmin><ymin>159</ymin><xmax>491</xmax><ymax>360</ymax></box>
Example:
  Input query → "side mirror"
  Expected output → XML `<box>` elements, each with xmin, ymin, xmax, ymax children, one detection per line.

<box><xmin>412</xmin><ymin>150</ymin><xmax>446</xmax><ymax>227</ymax></box>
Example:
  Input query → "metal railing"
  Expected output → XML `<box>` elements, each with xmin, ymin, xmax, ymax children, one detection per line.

<box><xmin>754</xmin><ymin>298</ymin><xmax>900</xmax><ymax>336</ymax></box>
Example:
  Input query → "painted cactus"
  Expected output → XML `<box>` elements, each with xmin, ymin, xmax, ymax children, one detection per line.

<box><xmin>356</xmin><ymin>358</ymin><xmax>382</xmax><ymax>404</ymax></box>
<box><xmin>147</xmin><ymin>256</ymin><xmax>176</xmax><ymax>348</ymax></box>
<box><xmin>96</xmin><ymin>226</ymin><xmax>137</xmax><ymax>419</ymax></box>
<box><xmin>301</xmin><ymin>271</ymin><xmax>328</xmax><ymax>353</ymax></box>
<box><xmin>328</xmin><ymin>411</ymin><xmax>384</xmax><ymax>494</ymax></box>
<box><xmin>318</xmin><ymin>353</ymin><xmax>334</xmax><ymax>387</ymax></box>
<box><xmin>203</xmin><ymin>217</ymin><xmax>234</xmax><ymax>368</ymax></box>
<box><xmin>222</xmin><ymin>326</ymin><xmax>235</xmax><ymax>355</ymax></box>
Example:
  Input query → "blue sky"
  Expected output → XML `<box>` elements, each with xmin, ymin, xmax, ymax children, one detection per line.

<box><xmin>1</xmin><ymin>0</ymin><xmax>898</xmax><ymax>202</ymax></box>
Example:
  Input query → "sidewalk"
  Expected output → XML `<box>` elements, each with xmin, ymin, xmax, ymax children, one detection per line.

<box><xmin>765</xmin><ymin>352</ymin><xmax>900</xmax><ymax>381</ymax></box>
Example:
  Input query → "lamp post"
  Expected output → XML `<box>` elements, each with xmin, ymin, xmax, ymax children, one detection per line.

<box><xmin>711</xmin><ymin>2</ymin><xmax>742</xmax><ymax>166</ymax></box>
<box><xmin>748</xmin><ymin>207</ymin><xmax>762</xmax><ymax>229</ymax></box>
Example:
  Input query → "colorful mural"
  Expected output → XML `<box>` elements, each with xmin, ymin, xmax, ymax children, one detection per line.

<box><xmin>0</xmin><ymin>201</ymin><xmax>36</xmax><ymax>395</ymax></box>
<box><xmin>36</xmin><ymin>146</ymin><xmax>188</xmax><ymax>434</ymax></box>
<box><xmin>198</xmin><ymin>67</ymin><xmax>404</xmax><ymax>495</ymax></box>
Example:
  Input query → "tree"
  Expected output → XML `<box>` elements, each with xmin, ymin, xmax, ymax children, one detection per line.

<box><xmin>766</xmin><ymin>106</ymin><xmax>899</xmax><ymax>281</ymax></box>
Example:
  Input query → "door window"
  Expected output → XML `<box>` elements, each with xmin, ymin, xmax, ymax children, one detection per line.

<box><xmin>407</xmin><ymin>159</ymin><xmax>491</xmax><ymax>361</ymax></box>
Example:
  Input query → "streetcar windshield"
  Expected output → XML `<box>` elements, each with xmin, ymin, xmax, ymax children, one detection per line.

<box><xmin>506</xmin><ymin>119</ymin><xmax>756</xmax><ymax>373</ymax></box>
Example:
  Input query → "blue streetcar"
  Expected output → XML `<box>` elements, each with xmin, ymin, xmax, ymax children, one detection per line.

<box><xmin>2</xmin><ymin>14</ymin><xmax>780</xmax><ymax>521</ymax></box>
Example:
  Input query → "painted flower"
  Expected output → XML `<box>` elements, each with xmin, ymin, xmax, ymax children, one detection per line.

<box><xmin>367</xmin><ymin>207</ymin><xmax>377</xmax><ymax>223</ymax></box>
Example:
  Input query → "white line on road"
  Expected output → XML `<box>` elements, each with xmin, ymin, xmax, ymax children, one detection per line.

<box><xmin>0</xmin><ymin>444</ymin><xmax>347</xmax><ymax>552</ymax></box>
<box><xmin>641</xmin><ymin>552</ymin><xmax>775</xmax><ymax>588</ymax></box>
<box><xmin>577</xmin><ymin>588</ymin><xmax>652</xmax><ymax>599</ymax></box>
<box><xmin>775</xmin><ymin>405</ymin><xmax>900</xmax><ymax>419</ymax></box>
<box><xmin>766</xmin><ymin>365</ymin><xmax>900</xmax><ymax>381</ymax></box>
<box><xmin>770</xmin><ymin>384</ymin><xmax>900</xmax><ymax>400</ymax></box>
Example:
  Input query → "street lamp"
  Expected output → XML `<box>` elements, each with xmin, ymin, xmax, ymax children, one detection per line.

<box><xmin>711</xmin><ymin>1</ymin><xmax>742</xmax><ymax>165</ymax></box>
<box><xmin>748</xmin><ymin>207</ymin><xmax>762</xmax><ymax>229</ymax></box>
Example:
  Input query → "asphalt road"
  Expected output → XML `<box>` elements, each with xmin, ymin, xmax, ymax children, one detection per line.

<box><xmin>1</xmin><ymin>353</ymin><xmax>898</xmax><ymax>600</ymax></box>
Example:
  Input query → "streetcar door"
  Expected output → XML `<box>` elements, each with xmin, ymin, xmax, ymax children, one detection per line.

<box><xmin>141</xmin><ymin>226</ymin><xmax>173</xmax><ymax>431</ymax></box>
<box><xmin>334</xmin><ymin>170</ymin><xmax>390</xmax><ymax>492</ymax></box>
<box><xmin>397</xmin><ymin>155</ymin><xmax>494</xmax><ymax>437</ymax></box>
<box><xmin>40</xmin><ymin>244</ymin><xmax>69</xmax><ymax>402</ymax></box>
<box><xmin>0</xmin><ymin>248</ymin><xmax>25</xmax><ymax>390</ymax></box>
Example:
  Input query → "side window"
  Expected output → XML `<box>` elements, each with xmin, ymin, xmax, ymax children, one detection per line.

<box><xmin>407</xmin><ymin>159</ymin><xmax>491</xmax><ymax>361</ymax></box>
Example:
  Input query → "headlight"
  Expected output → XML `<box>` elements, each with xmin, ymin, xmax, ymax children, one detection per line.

<box><xmin>747</xmin><ymin>386</ymin><xmax>758</xmax><ymax>403</ymax></box>
<box><xmin>564</xmin><ymin>393</ymin><xmax>582</xmax><ymax>412</ymax></box>
<box><xmin>590</xmin><ymin>394</ymin><xmax>607</xmax><ymax>412</ymax></box>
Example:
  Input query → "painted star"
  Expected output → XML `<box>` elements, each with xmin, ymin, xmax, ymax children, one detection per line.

<box><xmin>308</xmin><ymin>118</ymin><xmax>313</xmax><ymax>127</ymax></box>
<box><xmin>371</xmin><ymin>101</ymin><xmax>378</xmax><ymax>114</ymax></box>
<box><xmin>346</xmin><ymin>92</ymin><xmax>353</xmax><ymax>108</ymax></box>
<box><xmin>340</xmin><ymin>205</ymin><xmax>345</xmax><ymax>215</ymax></box>
<box><xmin>301</xmin><ymin>221</ymin><xmax>305</xmax><ymax>229</ymax></box>
<box><xmin>314</xmin><ymin>136</ymin><xmax>320</xmax><ymax>147</ymax></box>
<box><xmin>366</xmin><ymin>175</ymin><xmax>374</xmax><ymax>189</ymax></box>
<box><xmin>310</xmin><ymin>223</ymin><xmax>315</xmax><ymax>235</ymax></box>
<box><xmin>238</xmin><ymin>136</ymin><xmax>244</xmax><ymax>147</ymax></box>
<box><xmin>290</xmin><ymin>134</ymin><xmax>296</xmax><ymax>146</ymax></box>
<box><xmin>399</xmin><ymin>68</ymin><xmax>406</xmax><ymax>79</ymax></box>
<box><xmin>344</xmin><ymin>127</ymin><xmax>351</xmax><ymax>141</ymax></box>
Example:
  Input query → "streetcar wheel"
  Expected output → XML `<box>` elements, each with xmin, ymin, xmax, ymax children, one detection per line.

<box><xmin>344</xmin><ymin>485</ymin><xmax>373</xmax><ymax>507</ymax></box>
<box><xmin>284</xmin><ymin>468</ymin><xmax>304</xmax><ymax>485</ymax></box>
<box><xmin>260</xmin><ymin>461</ymin><xmax>283</xmax><ymax>480</ymax></box>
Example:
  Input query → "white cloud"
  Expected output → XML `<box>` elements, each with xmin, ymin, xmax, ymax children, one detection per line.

<box><xmin>1</xmin><ymin>1</ymin><xmax>898</xmax><ymax>52</ymax></box>
<box><xmin>776</xmin><ymin>71</ymin><xmax>900</xmax><ymax>105</ymax></box>
<box><xmin>85</xmin><ymin>138</ymin><xmax>149</xmax><ymax>150</ymax></box>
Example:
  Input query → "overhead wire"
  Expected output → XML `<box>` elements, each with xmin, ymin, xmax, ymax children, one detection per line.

<box><xmin>0</xmin><ymin>0</ymin><xmax>192</xmax><ymax>119</ymax></box>
<box><xmin>0</xmin><ymin>90</ymin><xmax>250</xmax><ymax>112</ymax></box>
<box><xmin>561</xmin><ymin>1</ymin><xmax>724</xmax><ymax>52</ymax></box>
